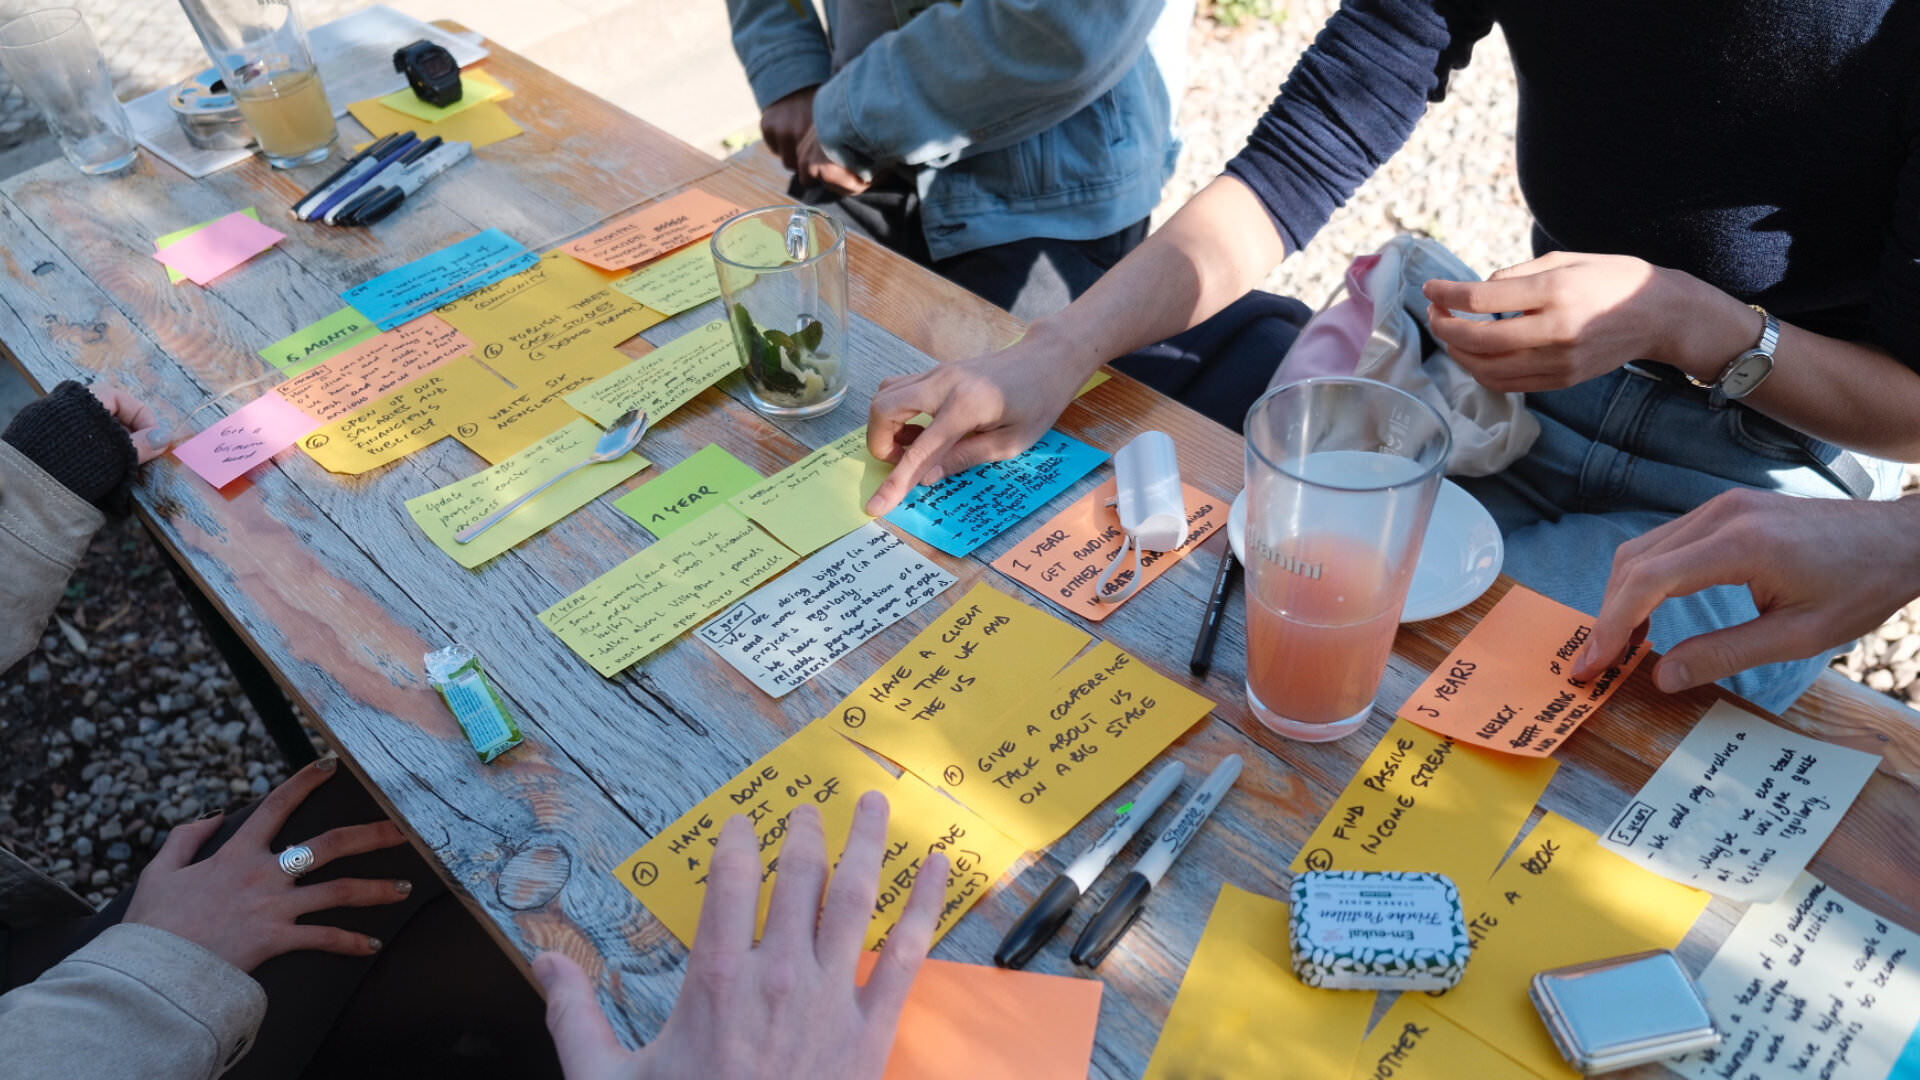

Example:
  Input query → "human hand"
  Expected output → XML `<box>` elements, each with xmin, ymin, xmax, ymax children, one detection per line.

<box><xmin>759</xmin><ymin>86</ymin><xmax>818</xmax><ymax>173</ymax></box>
<box><xmin>124</xmin><ymin>756</ymin><xmax>413</xmax><ymax>972</ymax></box>
<box><xmin>535</xmin><ymin>793</ymin><xmax>948</xmax><ymax>1080</ymax></box>
<box><xmin>89</xmin><ymin>383</ymin><xmax>166</xmax><ymax>463</ymax></box>
<box><xmin>1573</xmin><ymin>489</ymin><xmax>1920</xmax><ymax>693</ymax></box>
<box><xmin>797</xmin><ymin>126</ymin><xmax>869</xmax><ymax>196</ymax></box>
<box><xmin>1422</xmin><ymin>251</ymin><xmax>1702</xmax><ymax>393</ymax></box>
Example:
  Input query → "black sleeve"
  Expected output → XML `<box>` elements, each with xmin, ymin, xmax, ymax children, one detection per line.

<box><xmin>1</xmin><ymin>380</ymin><xmax>137</xmax><ymax>512</ymax></box>
<box><xmin>1872</xmin><ymin>77</ymin><xmax>1920</xmax><ymax>371</ymax></box>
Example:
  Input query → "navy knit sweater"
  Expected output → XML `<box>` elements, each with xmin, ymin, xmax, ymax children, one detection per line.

<box><xmin>1225</xmin><ymin>0</ymin><xmax>1920</xmax><ymax>371</ymax></box>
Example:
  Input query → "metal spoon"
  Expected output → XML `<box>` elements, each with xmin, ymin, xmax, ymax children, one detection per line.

<box><xmin>454</xmin><ymin>409</ymin><xmax>650</xmax><ymax>544</ymax></box>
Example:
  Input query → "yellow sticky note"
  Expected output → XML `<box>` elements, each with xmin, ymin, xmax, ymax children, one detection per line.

<box><xmin>612</xmin><ymin>218</ymin><xmax>791</xmax><ymax>317</ymax></box>
<box><xmin>613</xmin><ymin>722</ymin><xmax>897</xmax><ymax>946</ymax></box>
<box><xmin>822</xmin><ymin>581</ymin><xmax>1092</xmax><ymax>782</ymax></box>
<box><xmin>300</xmin><ymin>355</ymin><xmax>504</xmax><ymax>474</ymax></box>
<box><xmin>938</xmin><ymin>641</ymin><xmax>1216</xmax><ymax>849</ymax></box>
<box><xmin>729</xmin><ymin>426</ymin><xmax>892</xmax><ymax>556</ymax></box>
<box><xmin>1077</xmin><ymin>371</ymin><xmax>1110</xmax><ymax>396</ymax></box>
<box><xmin>1291</xmin><ymin>719</ymin><xmax>1557</xmax><ymax>881</ymax></box>
<box><xmin>1425</xmin><ymin>813</ymin><xmax>1710</xmax><ymax>1080</ymax></box>
<box><xmin>347</xmin><ymin>97</ymin><xmax>522</xmax><ymax>148</ymax></box>
<box><xmin>437</xmin><ymin>251</ymin><xmax>665</xmax><ymax>378</ymax></box>
<box><xmin>406</xmin><ymin>418</ymin><xmax>649</xmax><ymax>569</ymax></box>
<box><xmin>376</xmin><ymin>69</ymin><xmax>510</xmax><ymax>122</ymax></box>
<box><xmin>453</xmin><ymin>347</ymin><xmax>634</xmax><ymax>464</ymax></box>
<box><xmin>1349</xmin><ymin>998</ymin><xmax>1537</xmax><ymax>1080</ymax></box>
<box><xmin>1145</xmin><ymin>884</ymin><xmax>1374</xmax><ymax>1080</ymax></box>
<box><xmin>868</xmin><ymin>769</ymin><xmax>1026</xmax><ymax>951</ymax></box>
<box><xmin>564</xmin><ymin>319</ymin><xmax>740</xmax><ymax>428</ymax></box>
<box><xmin>539</xmin><ymin>504</ymin><xmax>797</xmax><ymax>677</ymax></box>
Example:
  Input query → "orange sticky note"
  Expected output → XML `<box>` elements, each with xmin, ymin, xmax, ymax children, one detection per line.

<box><xmin>562</xmin><ymin>190</ymin><xmax>743</xmax><ymax>271</ymax></box>
<box><xmin>1399</xmin><ymin>585</ymin><xmax>1648</xmax><ymax>756</ymax></box>
<box><xmin>992</xmin><ymin>478</ymin><xmax>1226</xmax><ymax>620</ymax></box>
<box><xmin>853</xmin><ymin>954</ymin><xmax>1103</xmax><ymax>1080</ymax></box>
<box><xmin>275</xmin><ymin>314</ymin><xmax>474</xmax><ymax>423</ymax></box>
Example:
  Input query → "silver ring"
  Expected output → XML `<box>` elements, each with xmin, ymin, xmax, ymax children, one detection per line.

<box><xmin>277</xmin><ymin>844</ymin><xmax>316</xmax><ymax>879</ymax></box>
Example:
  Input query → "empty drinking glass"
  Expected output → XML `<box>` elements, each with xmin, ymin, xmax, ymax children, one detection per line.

<box><xmin>178</xmin><ymin>0</ymin><xmax>334</xmax><ymax>168</ymax></box>
<box><xmin>0</xmin><ymin>9</ymin><xmax>137</xmax><ymax>175</ymax></box>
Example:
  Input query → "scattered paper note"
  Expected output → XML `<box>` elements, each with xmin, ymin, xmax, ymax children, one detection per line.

<box><xmin>867</xmin><ymin>770</ymin><xmax>1026</xmax><ymax>950</ymax></box>
<box><xmin>275</xmin><ymin>314</ymin><xmax>475</xmax><ymax>423</ymax></box>
<box><xmin>1400</xmin><ymin>585</ymin><xmax>1648</xmax><ymax>756</ymax></box>
<box><xmin>824</xmin><ymin>582</ymin><xmax>1091</xmax><ymax>782</ymax></box>
<box><xmin>156</xmin><ymin>207</ymin><xmax>260</xmax><ymax>285</ymax></box>
<box><xmin>343</xmin><ymin>228</ymin><xmax>539</xmax><ymax>330</ymax></box>
<box><xmin>697</xmin><ymin>523</ymin><xmax>957</xmax><ymax>697</ymax></box>
<box><xmin>1673</xmin><ymin>873</ymin><xmax>1920</xmax><ymax>1080</ymax></box>
<box><xmin>1144</xmin><ymin>884</ymin><xmax>1374</xmax><ymax>1080</ymax></box>
<box><xmin>171</xmin><ymin>392</ymin><xmax>319</xmax><ymax>489</ymax></box>
<box><xmin>1348</xmin><ymin>998</ymin><xmax>1537</xmax><ymax>1080</ymax></box>
<box><xmin>885</xmin><ymin>429</ymin><xmax>1108</xmax><ymax>558</ymax></box>
<box><xmin>563</xmin><ymin>189</ymin><xmax>744</xmax><ymax>271</ymax></box>
<box><xmin>994</xmin><ymin>478</ymin><xmax>1226</xmax><ymax>620</ymax></box>
<box><xmin>437</xmin><ymin>250</ymin><xmax>664</xmax><ymax>375</ymax></box>
<box><xmin>406</xmin><ymin>418</ymin><xmax>649</xmax><ymax>569</ymax></box>
<box><xmin>347</xmin><ymin>97</ymin><xmax>522</xmax><ymax>149</ymax></box>
<box><xmin>452</xmin><ymin>347</ymin><xmax>634</xmax><ymax>464</ymax></box>
<box><xmin>1291</xmin><ymin>718</ymin><xmax>1558</xmax><ymax>882</ymax></box>
<box><xmin>1426</xmin><ymin>812</ymin><xmax>1710</xmax><ymax>1080</ymax></box>
<box><xmin>1600</xmin><ymin>700</ymin><xmax>1880</xmax><ymax>902</ymax></box>
<box><xmin>300</xmin><ymin>355</ymin><xmax>497</xmax><ymax>474</ymax></box>
<box><xmin>851</xmin><ymin>954</ymin><xmax>1102</xmax><ymax>1080</ymax></box>
<box><xmin>564</xmin><ymin>319</ymin><xmax>739</xmax><ymax>428</ymax></box>
<box><xmin>540</xmin><ymin>505</ymin><xmax>797</xmax><ymax>677</ymax></box>
<box><xmin>376</xmin><ymin>68</ymin><xmax>508</xmax><ymax>122</ymax></box>
<box><xmin>1077</xmin><ymin>371</ymin><xmax>1111</xmax><ymax>396</ymax></box>
<box><xmin>611</xmin><ymin>218</ymin><xmax>790</xmax><ymax>316</ymax></box>
<box><xmin>730</xmin><ymin>427</ymin><xmax>893</xmax><ymax>556</ymax></box>
<box><xmin>260</xmin><ymin>307</ymin><xmax>379</xmax><ymax>377</ymax></box>
<box><xmin>614</xmin><ymin>443</ymin><xmax>762</xmax><ymax>538</ymax></box>
<box><xmin>151</xmin><ymin>210</ymin><xmax>285</xmax><ymax>285</ymax></box>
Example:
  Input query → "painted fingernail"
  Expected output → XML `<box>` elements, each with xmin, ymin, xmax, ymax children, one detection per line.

<box><xmin>314</xmin><ymin>755</ymin><xmax>339</xmax><ymax>772</ymax></box>
<box><xmin>367</xmin><ymin>936</ymin><xmax>383</xmax><ymax>952</ymax></box>
<box><xmin>395</xmin><ymin>880</ymin><xmax>413</xmax><ymax>896</ymax></box>
<box><xmin>196</xmin><ymin>807</ymin><xmax>224</xmax><ymax>821</ymax></box>
<box><xmin>1654</xmin><ymin>660</ymin><xmax>1690</xmax><ymax>693</ymax></box>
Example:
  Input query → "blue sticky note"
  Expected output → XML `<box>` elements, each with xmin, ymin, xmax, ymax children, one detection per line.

<box><xmin>343</xmin><ymin>228</ymin><xmax>538</xmax><ymax>329</ymax></box>
<box><xmin>886</xmin><ymin>429</ymin><xmax>1108</xmax><ymax>557</ymax></box>
<box><xmin>1893</xmin><ymin>1020</ymin><xmax>1920</xmax><ymax>1078</ymax></box>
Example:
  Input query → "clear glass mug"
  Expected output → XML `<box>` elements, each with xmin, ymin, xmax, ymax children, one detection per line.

<box><xmin>177</xmin><ymin>0</ymin><xmax>334</xmax><ymax>168</ymax></box>
<box><xmin>713</xmin><ymin>206</ymin><xmax>849</xmax><ymax>420</ymax></box>
<box><xmin>1242</xmin><ymin>377</ymin><xmax>1451</xmax><ymax>742</ymax></box>
<box><xmin>0</xmin><ymin>9</ymin><xmax>137</xmax><ymax>175</ymax></box>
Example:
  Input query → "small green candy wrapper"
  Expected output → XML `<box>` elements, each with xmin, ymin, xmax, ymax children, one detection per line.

<box><xmin>425</xmin><ymin>644</ymin><xmax>524</xmax><ymax>763</ymax></box>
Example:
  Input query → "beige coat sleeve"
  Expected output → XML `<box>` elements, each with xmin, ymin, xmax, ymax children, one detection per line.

<box><xmin>0</xmin><ymin>923</ymin><xmax>266</xmax><ymax>1079</ymax></box>
<box><xmin>0</xmin><ymin>439</ymin><xmax>103</xmax><ymax>671</ymax></box>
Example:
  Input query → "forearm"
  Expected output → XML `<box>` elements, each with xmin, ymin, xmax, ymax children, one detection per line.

<box><xmin>1027</xmin><ymin>175</ymin><xmax>1288</xmax><ymax>377</ymax></box>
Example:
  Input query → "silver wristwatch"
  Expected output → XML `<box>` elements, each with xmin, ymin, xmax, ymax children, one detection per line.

<box><xmin>1686</xmin><ymin>304</ymin><xmax>1778</xmax><ymax>400</ymax></box>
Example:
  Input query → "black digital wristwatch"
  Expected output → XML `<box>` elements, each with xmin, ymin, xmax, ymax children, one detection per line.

<box><xmin>393</xmin><ymin>39</ymin><xmax>462</xmax><ymax>108</ymax></box>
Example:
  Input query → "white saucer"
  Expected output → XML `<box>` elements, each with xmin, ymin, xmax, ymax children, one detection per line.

<box><xmin>1226</xmin><ymin>479</ymin><xmax>1503</xmax><ymax>623</ymax></box>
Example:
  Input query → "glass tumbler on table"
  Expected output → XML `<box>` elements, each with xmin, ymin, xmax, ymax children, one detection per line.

<box><xmin>0</xmin><ymin>9</ymin><xmax>137</xmax><ymax>175</ymax></box>
<box><xmin>714</xmin><ymin>205</ymin><xmax>849</xmax><ymax>420</ymax></box>
<box><xmin>1242</xmin><ymin>376</ymin><xmax>1451</xmax><ymax>742</ymax></box>
<box><xmin>177</xmin><ymin>0</ymin><xmax>334</xmax><ymax>168</ymax></box>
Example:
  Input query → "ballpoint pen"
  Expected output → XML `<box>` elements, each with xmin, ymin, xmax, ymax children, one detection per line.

<box><xmin>1189</xmin><ymin>547</ymin><xmax>1240</xmax><ymax>677</ymax></box>
<box><xmin>308</xmin><ymin>133</ymin><xmax>417</xmax><ymax>224</ymax></box>
<box><xmin>292</xmin><ymin>133</ymin><xmax>401</xmax><ymax>220</ymax></box>
<box><xmin>325</xmin><ymin>136</ymin><xmax>437</xmax><ymax>225</ymax></box>
<box><xmin>992</xmin><ymin>761</ymin><xmax>1186</xmax><ymax>970</ymax></box>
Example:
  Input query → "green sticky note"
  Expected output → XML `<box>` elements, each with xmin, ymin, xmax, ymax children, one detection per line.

<box><xmin>610</xmin><ymin>219</ymin><xmax>791</xmax><ymax>317</ymax></box>
<box><xmin>729</xmin><ymin>427</ymin><xmax>893</xmax><ymax>556</ymax></box>
<box><xmin>614</xmin><ymin>444</ymin><xmax>763</xmax><ymax>538</ymax></box>
<box><xmin>260</xmin><ymin>307</ymin><xmax>380</xmax><ymax>376</ymax></box>
<box><xmin>377</xmin><ymin>71</ymin><xmax>507</xmax><ymax>122</ymax></box>
<box><xmin>157</xmin><ymin>207</ymin><xmax>260</xmax><ymax>285</ymax></box>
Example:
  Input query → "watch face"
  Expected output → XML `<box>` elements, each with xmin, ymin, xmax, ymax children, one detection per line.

<box><xmin>1721</xmin><ymin>350</ymin><xmax>1773</xmax><ymax>399</ymax></box>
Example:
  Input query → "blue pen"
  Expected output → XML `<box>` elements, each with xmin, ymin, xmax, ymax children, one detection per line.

<box><xmin>308</xmin><ymin>133</ymin><xmax>418</xmax><ymax>224</ymax></box>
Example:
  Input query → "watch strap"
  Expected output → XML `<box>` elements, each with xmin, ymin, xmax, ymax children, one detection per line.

<box><xmin>1686</xmin><ymin>304</ymin><xmax>1776</xmax><ymax>391</ymax></box>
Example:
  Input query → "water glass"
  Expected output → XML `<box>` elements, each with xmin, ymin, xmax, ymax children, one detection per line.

<box><xmin>713</xmin><ymin>205</ymin><xmax>849</xmax><ymax>419</ymax></box>
<box><xmin>178</xmin><ymin>0</ymin><xmax>334</xmax><ymax>168</ymax></box>
<box><xmin>1243</xmin><ymin>377</ymin><xmax>1451</xmax><ymax>742</ymax></box>
<box><xmin>0</xmin><ymin>9</ymin><xmax>137</xmax><ymax>175</ymax></box>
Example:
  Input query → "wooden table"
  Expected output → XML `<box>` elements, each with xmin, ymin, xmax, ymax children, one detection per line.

<box><xmin>2</xmin><ymin>27</ymin><xmax>1916</xmax><ymax>1077</ymax></box>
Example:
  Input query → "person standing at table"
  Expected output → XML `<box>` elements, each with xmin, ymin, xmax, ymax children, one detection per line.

<box><xmin>724</xmin><ymin>0</ymin><xmax>1191</xmax><ymax>320</ymax></box>
<box><xmin>862</xmin><ymin>0</ymin><xmax>1920</xmax><ymax>714</ymax></box>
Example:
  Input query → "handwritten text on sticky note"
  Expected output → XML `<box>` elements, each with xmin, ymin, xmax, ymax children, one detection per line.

<box><xmin>453</xmin><ymin>347</ymin><xmax>633</xmax><ymax>464</ymax></box>
<box><xmin>260</xmin><ymin>307</ymin><xmax>378</xmax><ymax>376</ymax></box>
<box><xmin>343</xmin><ymin>228</ymin><xmax>539</xmax><ymax>329</ymax></box>
<box><xmin>564</xmin><ymin>320</ymin><xmax>737</xmax><ymax>428</ymax></box>
<box><xmin>995</xmin><ymin>478</ymin><xmax>1225</xmax><ymax>620</ymax></box>
<box><xmin>730</xmin><ymin>427</ymin><xmax>893</xmax><ymax>557</ymax></box>
<box><xmin>276</xmin><ymin>314</ymin><xmax>475</xmax><ymax>423</ymax></box>
<box><xmin>612</xmin><ymin>218</ymin><xmax>790</xmax><ymax>316</ymax></box>
<box><xmin>614</xmin><ymin>443</ymin><xmax>762</xmax><ymax>538</ymax></box>
<box><xmin>299</xmin><ymin>355</ymin><xmax>496</xmax><ymax>475</ymax></box>
<box><xmin>884</xmin><ymin>429</ymin><xmax>1107</xmax><ymax>558</ymax></box>
<box><xmin>436</xmin><ymin>250</ymin><xmax>663</xmax><ymax>376</ymax></box>
<box><xmin>172</xmin><ymin>392</ymin><xmax>319</xmax><ymax>489</ymax></box>
<box><xmin>564</xmin><ymin>189</ymin><xmax>743</xmax><ymax>271</ymax></box>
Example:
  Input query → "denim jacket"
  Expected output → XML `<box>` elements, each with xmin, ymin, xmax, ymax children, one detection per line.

<box><xmin>727</xmin><ymin>0</ymin><xmax>1189</xmax><ymax>261</ymax></box>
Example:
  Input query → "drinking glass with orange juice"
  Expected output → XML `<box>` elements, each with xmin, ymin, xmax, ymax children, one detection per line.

<box><xmin>1242</xmin><ymin>377</ymin><xmax>1450</xmax><ymax>742</ymax></box>
<box><xmin>178</xmin><ymin>0</ymin><xmax>335</xmax><ymax>168</ymax></box>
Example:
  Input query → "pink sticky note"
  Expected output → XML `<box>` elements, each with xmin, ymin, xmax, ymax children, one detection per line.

<box><xmin>173</xmin><ymin>392</ymin><xmax>319</xmax><ymax>488</ymax></box>
<box><xmin>152</xmin><ymin>211</ymin><xmax>287</xmax><ymax>285</ymax></box>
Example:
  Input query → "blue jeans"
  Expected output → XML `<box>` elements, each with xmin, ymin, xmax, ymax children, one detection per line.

<box><xmin>1457</xmin><ymin>367</ymin><xmax>1902</xmax><ymax>714</ymax></box>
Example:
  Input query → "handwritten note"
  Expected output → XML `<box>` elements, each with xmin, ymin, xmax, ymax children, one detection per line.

<box><xmin>853</xmin><ymin>953</ymin><xmax>1103</xmax><ymax>1080</ymax></box>
<box><xmin>1349</xmin><ymin>998</ymin><xmax>1537</xmax><ymax>1080</ymax></box>
<box><xmin>1144</xmin><ymin>884</ymin><xmax>1375</xmax><ymax>1080</ymax></box>
<box><xmin>868</xmin><ymin>770</ymin><xmax>1026</xmax><ymax>950</ymax></box>
<box><xmin>156</xmin><ymin>207</ymin><xmax>259</xmax><ymax>285</ymax></box>
<box><xmin>612</xmin><ymin>218</ymin><xmax>790</xmax><ymax>316</ymax></box>
<box><xmin>824</xmin><ymin>582</ymin><xmax>1091</xmax><ymax>782</ymax></box>
<box><xmin>1400</xmin><ymin>585</ymin><xmax>1648</xmax><ymax>756</ymax></box>
<box><xmin>260</xmin><ymin>307</ymin><xmax>378</xmax><ymax>376</ymax></box>
<box><xmin>936</xmin><ymin>641</ymin><xmax>1216</xmax><ymax>849</ymax></box>
<box><xmin>1425</xmin><ymin>812</ymin><xmax>1710</xmax><ymax>1080</ymax></box>
<box><xmin>540</xmin><ymin>505</ymin><xmax>797</xmax><ymax>677</ymax></box>
<box><xmin>1291</xmin><ymin>718</ymin><xmax>1558</xmax><ymax>883</ymax></box>
<box><xmin>1600</xmin><ymin>701</ymin><xmax>1880</xmax><ymax>902</ymax></box>
<box><xmin>300</xmin><ymin>355</ymin><xmax>495</xmax><ymax>474</ymax></box>
<box><xmin>563</xmin><ymin>189</ymin><xmax>743</xmax><ymax>271</ymax></box>
<box><xmin>730</xmin><ymin>427</ymin><xmax>893</xmax><ymax>556</ymax></box>
<box><xmin>406</xmin><ymin>419</ymin><xmax>649</xmax><ymax>569</ymax></box>
<box><xmin>564</xmin><ymin>320</ymin><xmax>739</xmax><ymax>428</ymax></box>
<box><xmin>437</xmin><ymin>251</ymin><xmax>664</xmax><ymax>376</ymax></box>
<box><xmin>346</xmin><ymin>97</ymin><xmax>522</xmax><ymax>149</ymax></box>
<box><xmin>1673</xmin><ymin>873</ymin><xmax>1920</xmax><ymax>1080</ymax></box>
<box><xmin>171</xmin><ymin>392</ymin><xmax>319</xmax><ymax>489</ymax></box>
<box><xmin>343</xmin><ymin>228</ymin><xmax>539</xmax><ymax>330</ymax></box>
<box><xmin>697</xmin><ymin>523</ymin><xmax>956</xmax><ymax>697</ymax></box>
<box><xmin>151</xmin><ymin>210</ymin><xmax>285</xmax><ymax>285</ymax></box>
<box><xmin>376</xmin><ymin>68</ymin><xmax>508</xmax><ymax>122</ymax></box>
<box><xmin>452</xmin><ymin>347</ymin><xmax>633</xmax><ymax>464</ymax></box>
<box><xmin>614</xmin><ymin>444</ymin><xmax>762</xmax><ymax>538</ymax></box>
<box><xmin>882</xmin><ymin>429</ymin><xmax>1108</xmax><ymax>558</ymax></box>
<box><xmin>275</xmin><ymin>314</ymin><xmax>475</xmax><ymax>422</ymax></box>
<box><xmin>994</xmin><ymin>478</ymin><xmax>1226</xmax><ymax>620</ymax></box>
